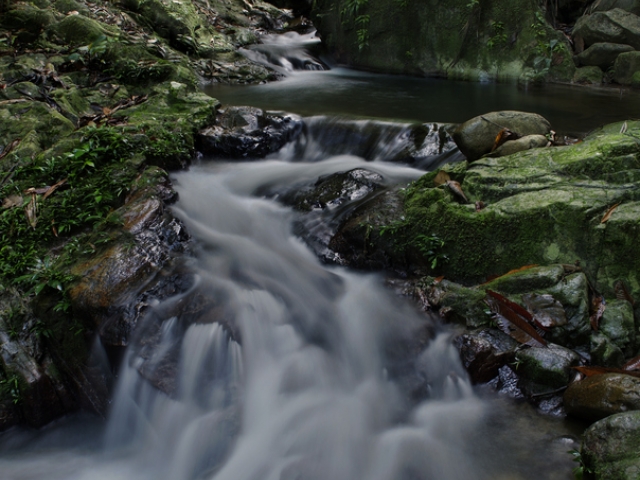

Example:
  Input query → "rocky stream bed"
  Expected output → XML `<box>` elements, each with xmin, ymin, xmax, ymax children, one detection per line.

<box><xmin>2</xmin><ymin>0</ymin><xmax>640</xmax><ymax>478</ymax></box>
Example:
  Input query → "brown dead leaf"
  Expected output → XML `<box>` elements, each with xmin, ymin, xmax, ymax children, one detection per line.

<box><xmin>491</xmin><ymin>128</ymin><xmax>521</xmax><ymax>152</ymax></box>
<box><xmin>0</xmin><ymin>139</ymin><xmax>20</xmax><ymax>160</ymax></box>
<box><xmin>103</xmin><ymin>106</ymin><xmax>112</xmax><ymax>116</ymax></box>
<box><xmin>42</xmin><ymin>178</ymin><xmax>68</xmax><ymax>200</ymax></box>
<box><xmin>433</xmin><ymin>170</ymin><xmax>451</xmax><ymax>187</ymax></box>
<box><xmin>475</xmin><ymin>201</ymin><xmax>485</xmax><ymax>212</ymax></box>
<box><xmin>589</xmin><ymin>295</ymin><xmax>605</xmax><ymax>331</ymax></box>
<box><xmin>623</xmin><ymin>354</ymin><xmax>640</xmax><ymax>372</ymax></box>
<box><xmin>433</xmin><ymin>276</ymin><xmax>445</xmax><ymax>284</ymax></box>
<box><xmin>485</xmin><ymin>290</ymin><xmax>547</xmax><ymax>347</ymax></box>
<box><xmin>481</xmin><ymin>264</ymin><xmax>539</xmax><ymax>285</ymax></box>
<box><xmin>614</xmin><ymin>279</ymin><xmax>635</xmax><ymax>306</ymax></box>
<box><xmin>573</xmin><ymin>365</ymin><xmax>640</xmax><ymax>379</ymax></box>
<box><xmin>601</xmin><ymin>203</ymin><xmax>620</xmax><ymax>223</ymax></box>
<box><xmin>446</xmin><ymin>180</ymin><xmax>469</xmax><ymax>203</ymax></box>
<box><xmin>51</xmin><ymin>219</ymin><xmax>58</xmax><ymax>237</ymax></box>
<box><xmin>2</xmin><ymin>194</ymin><xmax>22</xmax><ymax>209</ymax></box>
<box><xmin>24</xmin><ymin>193</ymin><xmax>38</xmax><ymax>229</ymax></box>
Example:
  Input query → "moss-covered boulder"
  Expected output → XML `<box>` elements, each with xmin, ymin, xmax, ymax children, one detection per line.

<box><xmin>573</xmin><ymin>8</ymin><xmax>640</xmax><ymax>50</ymax></box>
<box><xmin>574</xmin><ymin>42</ymin><xmax>634</xmax><ymax>70</ymax></box>
<box><xmin>311</xmin><ymin>0</ymin><xmax>575</xmax><ymax>82</ymax></box>
<box><xmin>572</xmin><ymin>65</ymin><xmax>604</xmax><ymax>84</ymax></box>
<box><xmin>591</xmin><ymin>0</ymin><xmax>640</xmax><ymax>17</ymax></box>
<box><xmin>581</xmin><ymin>411</ymin><xmax>640</xmax><ymax>479</ymax></box>
<box><xmin>614</xmin><ymin>50</ymin><xmax>640</xmax><ymax>84</ymax></box>
<box><xmin>564</xmin><ymin>373</ymin><xmax>640</xmax><ymax>421</ymax></box>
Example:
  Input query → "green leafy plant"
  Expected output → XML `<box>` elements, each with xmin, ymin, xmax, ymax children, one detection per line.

<box><xmin>486</xmin><ymin>21</ymin><xmax>507</xmax><ymax>49</ymax></box>
<box><xmin>569</xmin><ymin>449</ymin><xmax>593</xmax><ymax>479</ymax></box>
<box><xmin>415</xmin><ymin>233</ymin><xmax>448</xmax><ymax>269</ymax></box>
<box><xmin>355</xmin><ymin>15</ymin><xmax>370</xmax><ymax>51</ymax></box>
<box><xmin>0</xmin><ymin>375</ymin><xmax>21</xmax><ymax>405</ymax></box>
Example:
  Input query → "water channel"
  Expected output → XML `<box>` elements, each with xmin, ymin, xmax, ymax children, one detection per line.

<box><xmin>1</xmin><ymin>29</ymin><xmax>636</xmax><ymax>480</ymax></box>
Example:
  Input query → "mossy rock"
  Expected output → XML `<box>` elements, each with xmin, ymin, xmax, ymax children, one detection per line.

<box><xmin>52</xmin><ymin>0</ymin><xmax>89</xmax><ymax>15</ymax></box>
<box><xmin>572</xmin><ymin>65</ymin><xmax>604</xmax><ymax>85</ymax></box>
<box><xmin>582</xmin><ymin>410</ymin><xmax>640</xmax><ymax>479</ymax></box>
<box><xmin>49</xmin><ymin>14</ymin><xmax>117</xmax><ymax>45</ymax></box>
<box><xmin>0</xmin><ymin>4</ymin><xmax>57</xmax><ymax>33</ymax></box>
<box><xmin>614</xmin><ymin>51</ymin><xmax>640</xmax><ymax>85</ymax></box>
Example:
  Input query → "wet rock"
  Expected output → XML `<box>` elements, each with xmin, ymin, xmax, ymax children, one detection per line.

<box><xmin>69</xmin><ymin>171</ymin><xmax>190</xmax><ymax>347</ymax></box>
<box><xmin>454</xmin><ymin>328</ymin><xmax>518</xmax><ymax>383</ymax></box>
<box><xmin>574</xmin><ymin>42</ymin><xmax>635</xmax><ymax>70</ymax></box>
<box><xmin>483</xmin><ymin>134</ymin><xmax>549</xmax><ymax>158</ymax></box>
<box><xmin>600</xmin><ymin>299</ymin><xmax>637</xmax><ymax>357</ymax></box>
<box><xmin>572</xmin><ymin>65</ymin><xmax>604</xmax><ymax>84</ymax></box>
<box><xmin>515</xmin><ymin>343</ymin><xmax>581</xmax><ymax>390</ymax></box>
<box><xmin>425</xmin><ymin>280</ymin><xmax>488</xmax><ymax>328</ymax></box>
<box><xmin>590</xmin><ymin>0</ymin><xmax>640</xmax><ymax>16</ymax></box>
<box><xmin>582</xmin><ymin>411</ymin><xmax>640</xmax><ymax>479</ymax></box>
<box><xmin>564</xmin><ymin>373</ymin><xmax>640</xmax><ymax>421</ymax></box>
<box><xmin>613</xmin><ymin>50</ymin><xmax>640</xmax><ymax>85</ymax></box>
<box><xmin>573</xmin><ymin>9</ymin><xmax>640</xmax><ymax>50</ymax></box>
<box><xmin>196</xmin><ymin>107</ymin><xmax>304</xmax><ymax>158</ymax></box>
<box><xmin>452</xmin><ymin>111</ymin><xmax>552</xmax><ymax>161</ymax></box>
<box><xmin>591</xmin><ymin>331</ymin><xmax>625</xmax><ymax>367</ymax></box>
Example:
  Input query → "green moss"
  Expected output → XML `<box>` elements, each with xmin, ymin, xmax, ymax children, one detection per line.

<box><xmin>49</xmin><ymin>14</ymin><xmax>118</xmax><ymax>45</ymax></box>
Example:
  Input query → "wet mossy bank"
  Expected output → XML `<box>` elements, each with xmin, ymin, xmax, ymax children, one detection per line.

<box><xmin>0</xmin><ymin>0</ymin><xmax>296</xmax><ymax>429</ymax></box>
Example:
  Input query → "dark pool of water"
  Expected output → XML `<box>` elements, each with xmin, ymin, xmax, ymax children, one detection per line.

<box><xmin>204</xmin><ymin>67</ymin><xmax>640</xmax><ymax>135</ymax></box>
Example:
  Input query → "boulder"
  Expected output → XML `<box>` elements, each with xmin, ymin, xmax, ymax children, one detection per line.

<box><xmin>573</xmin><ymin>9</ymin><xmax>640</xmax><ymax>50</ymax></box>
<box><xmin>196</xmin><ymin>107</ymin><xmax>304</xmax><ymax>158</ymax></box>
<box><xmin>591</xmin><ymin>331</ymin><xmax>625</xmax><ymax>367</ymax></box>
<box><xmin>574</xmin><ymin>42</ymin><xmax>635</xmax><ymax>70</ymax></box>
<box><xmin>454</xmin><ymin>328</ymin><xmax>518</xmax><ymax>383</ymax></box>
<box><xmin>572</xmin><ymin>65</ymin><xmax>604</xmax><ymax>84</ymax></box>
<box><xmin>452</xmin><ymin>111</ymin><xmax>552</xmax><ymax>161</ymax></box>
<box><xmin>590</xmin><ymin>0</ymin><xmax>640</xmax><ymax>16</ymax></box>
<box><xmin>564</xmin><ymin>373</ymin><xmax>640</xmax><ymax>421</ymax></box>
<box><xmin>599</xmin><ymin>299</ymin><xmax>637</xmax><ymax>357</ymax></box>
<box><xmin>613</xmin><ymin>50</ymin><xmax>640</xmax><ymax>84</ymax></box>
<box><xmin>581</xmin><ymin>411</ymin><xmax>640</xmax><ymax>479</ymax></box>
<box><xmin>514</xmin><ymin>343</ymin><xmax>581</xmax><ymax>390</ymax></box>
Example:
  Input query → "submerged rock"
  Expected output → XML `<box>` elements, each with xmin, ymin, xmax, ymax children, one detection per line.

<box><xmin>452</xmin><ymin>111</ymin><xmax>552</xmax><ymax>161</ymax></box>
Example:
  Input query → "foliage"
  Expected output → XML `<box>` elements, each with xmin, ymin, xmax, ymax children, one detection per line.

<box><xmin>486</xmin><ymin>21</ymin><xmax>507</xmax><ymax>49</ymax></box>
<box><xmin>569</xmin><ymin>449</ymin><xmax>593</xmax><ymax>479</ymax></box>
<box><xmin>341</xmin><ymin>0</ymin><xmax>370</xmax><ymax>51</ymax></box>
<box><xmin>380</xmin><ymin>219</ymin><xmax>449</xmax><ymax>271</ymax></box>
<box><xmin>0</xmin><ymin>374</ymin><xmax>21</xmax><ymax>405</ymax></box>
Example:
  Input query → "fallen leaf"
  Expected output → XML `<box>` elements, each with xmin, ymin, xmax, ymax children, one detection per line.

<box><xmin>485</xmin><ymin>290</ymin><xmax>547</xmax><ymax>347</ymax></box>
<box><xmin>589</xmin><ymin>295</ymin><xmax>605</xmax><ymax>331</ymax></box>
<box><xmin>573</xmin><ymin>365</ymin><xmax>640</xmax><ymax>379</ymax></box>
<box><xmin>491</xmin><ymin>128</ymin><xmax>521</xmax><ymax>152</ymax></box>
<box><xmin>475</xmin><ymin>201</ymin><xmax>485</xmax><ymax>212</ymax></box>
<box><xmin>42</xmin><ymin>178</ymin><xmax>68</xmax><ymax>200</ymax></box>
<box><xmin>614</xmin><ymin>279</ymin><xmax>635</xmax><ymax>306</ymax></box>
<box><xmin>433</xmin><ymin>276</ymin><xmax>444</xmax><ymax>284</ymax></box>
<box><xmin>601</xmin><ymin>203</ymin><xmax>620</xmax><ymax>223</ymax></box>
<box><xmin>446</xmin><ymin>180</ymin><xmax>469</xmax><ymax>203</ymax></box>
<box><xmin>51</xmin><ymin>219</ymin><xmax>58</xmax><ymax>237</ymax></box>
<box><xmin>2</xmin><ymin>194</ymin><xmax>22</xmax><ymax>209</ymax></box>
<box><xmin>24</xmin><ymin>193</ymin><xmax>38</xmax><ymax>229</ymax></box>
<box><xmin>623</xmin><ymin>354</ymin><xmax>640</xmax><ymax>372</ymax></box>
<box><xmin>0</xmin><ymin>139</ymin><xmax>20</xmax><ymax>160</ymax></box>
<box><xmin>620</xmin><ymin>121</ymin><xmax>628</xmax><ymax>134</ymax></box>
<box><xmin>433</xmin><ymin>170</ymin><xmax>451</xmax><ymax>187</ymax></box>
<box><xmin>481</xmin><ymin>264</ymin><xmax>539</xmax><ymax>285</ymax></box>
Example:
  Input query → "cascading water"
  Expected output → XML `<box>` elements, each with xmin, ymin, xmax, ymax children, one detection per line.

<box><xmin>0</xmin><ymin>31</ymin><xmax>581</xmax><ymax>480</ymax></box>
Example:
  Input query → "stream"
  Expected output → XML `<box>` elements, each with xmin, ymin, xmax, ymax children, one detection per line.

<box><xmin>0</xmin><ymin>30</ymin><xmax>624</xmax><ymax>480</ymax></box>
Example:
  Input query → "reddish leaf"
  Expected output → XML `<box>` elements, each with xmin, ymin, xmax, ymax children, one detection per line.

<box><xmin>601</xmin><ymin>203</ymin><xmax>620</xmax><ymax>224</ymax></box>
<box><xmin>614</xmin><ymin>279</ymin><xmax>635</xmax><ymax>306</ymax></box>
<box><xmin>491</xmin><ymin>128</ymin><xmax>521</xmax><ymax>152</ymax></box>
<box><xmin>446</xmin><ymin>180</ymin><xmax>469</xmax><ymax>203</ymax></box>
<box><xmin>623</xmin><ymin>355</ymin><xmax>640</xmax><ymax>372</ymax></box>
<box><xmin>433</xmin><ymin>276</ymin><xmax>444</xmax><ymax>284</ymax></box>
<box><xmin>573</xmin><ymin>365</ymin><xmax>640</xmax><ymax>379</ymax></box>
<box><xmin>481</xmin><ymin>264</ymin><xmax>539</xmax><ymax>285</ymax></box>
<box><xmin>589</xmin><ymin>295</ymin><xmax>605</xmax><ymax>331</ymax></box>
<box><xmin>485</xmin><ymin>291</ymin><xmax>547</xmax><ymax>347</ymax></box>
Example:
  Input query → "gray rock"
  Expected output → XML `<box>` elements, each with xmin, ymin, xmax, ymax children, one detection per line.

<box><xmin>572</xmin><ymin>65</ymin><xmax>604</xmax><ymax>84</ymax></box>
<box><xmin>582</xmin><ymin>411</ymin><xmax>640</xmax><ymax>479</ymax></box>
<box><xmin>196</xmin><ymin>107</ymin><xmax>304</xmax><ymax>159</ymax></box>
<box><xmin>591</xmin><ymin>331</ymin><xmax>626</xmax><ymax>367</ymax></box>
<box><xmin>452</xmin><ymin>111</ymin><xmax>552</xmax><ymax>161</ymax></box>
<box><xmin>454</xmin><ymin>328</ymin><xmax>519</xmax><ymax>383</ymax></box>
<box><xmin>564</xmin><ymin>373</ymin><xmax>640</xmax><ymax>421</ymax></box>
<box><xmin>600</xmin><ymin>299</ymin><xmax>637</xmax><ymax>357</ymax></box>
<box><xmin>573</xmin><ymin>9</ymin><xmax>640</xmax><ymax>50</ymax></box>
<box><xmin>613</xmin><ymin>50</ymin><xmax>640</xmax><ymax>84</ymax></box>
<box><xmin>575</xmin><ymin>42</ymin><xmax>635</xmax><ymax>70</ymax></box>
<box><xmin>515</xmin><ymin>343</ymin><xmax>581</xmax><ymax>389</ymax></box>
<box><xmin>590</xmin><ymin>0</ymin><xmax>640</xmax><ymax>16</ymax></box>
